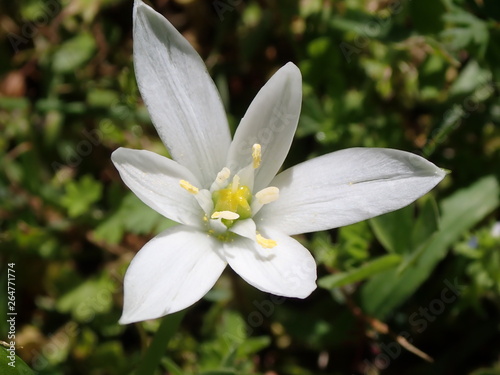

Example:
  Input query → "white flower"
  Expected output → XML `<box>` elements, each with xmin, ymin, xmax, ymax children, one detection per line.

<box><xmin>112</xmin><ymin>0</ymin><xmax>446</xmax><ymax>324</ymax></box>
<box><xmin>491</xmin><ymin>222</ymin><xmax>500</xmax><ymax>238</ymax></box>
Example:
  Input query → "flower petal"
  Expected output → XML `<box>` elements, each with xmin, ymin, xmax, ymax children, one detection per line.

<box><xmin>257</xmin><ymin>148</ymin><xmax>446</xmax><ymax>235</ymax></box>
<box><xmin>133</xmin><ymin>0</ymin><xmax>231</xmax><ymax>186</ymax></box>
<box><xmin>224</xmin><ymin>228</ymin><xmax>317</xmax><ymax>298</ymax></box>
<box><xmin>119</xmin><ymin>226</ymin><xmax>227</xmax><ymax>324</ymax></box>
<box><xmin>226</xmin><ymin>62</ymin><xmax>302</xmax><ymax>191</ymax></box>
<box><xmin>111</xmin><ymin>147</ymin><xmax>203</xmax><ymax>227</ymax></box>
<box><xmin>230</xmin><ymin>218</ymin><xmax>257</xmax><ymax>240</ymax></box>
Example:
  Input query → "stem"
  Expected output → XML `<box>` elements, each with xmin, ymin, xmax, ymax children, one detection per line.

<box><xmin>135</xmin><ymin>310</ymin><xmax>185</xmax><ymax>375</ymax></box>
<box><xmin>341</xmin><ymin>288</ymin><xmax>434</xmax><ymax>363</ymax></box>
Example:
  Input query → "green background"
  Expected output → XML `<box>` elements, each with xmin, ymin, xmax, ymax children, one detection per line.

<box><xmin>1</xmin><ymin>0</ymin><xmax>500</xmax><ymax>374</ymax></box>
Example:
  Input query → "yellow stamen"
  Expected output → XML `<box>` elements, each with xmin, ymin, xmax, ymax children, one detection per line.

<box><xmin>252</xmin><ymin>144</ymin><xmax>261</xmax><ymax>169</ymax></box>
<box><xmin>255</xmin><ymin>187</ymin><xmax>279</xmax><ymax>204</ymax></box>
<box><xmin>211</xmin><ymin>211</ymin><xmax>240</xmax><ymax>220</ymax></box>
<box><xmin>180</xmin><ymin>180</ymin><xmax>199</xmax><ymax>194</ymax></box>
<box><xmin>256</xmin><ymin>233</ymin><xmax>277</xmax><ymax>249</ymax></box>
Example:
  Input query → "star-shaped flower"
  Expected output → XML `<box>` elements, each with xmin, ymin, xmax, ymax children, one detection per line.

<box><xmin>112</xmin><ymin>0</ymin><xmax>446</xmax><ymax>324</ymax></box>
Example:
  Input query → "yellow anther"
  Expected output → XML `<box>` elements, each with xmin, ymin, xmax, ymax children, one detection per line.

<box><xmin>211</xmin><ymin>211</ymin><xmax>240</xmax><ymax>220</ymax></box>
<box><xmin>256</xmin><ymin>233</ymin><xmax>277</xmax><ymax>249</ymax></box>
<box><xmin>252</xmin><ymin>144</ymin><xmax>262</xmax><ymax>169</ymax></box>
<box><xmin>255</xmin><ymin>187</ymin><xmax>279</xmax><ymax>204</ymax></box>
<box><xmin>180</xmin><ymin>180</ymin><xmax>199</xmax><ymax>194</ymax></box>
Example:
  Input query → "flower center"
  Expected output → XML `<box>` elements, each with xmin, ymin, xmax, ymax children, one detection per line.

<box><xmin>179</xmin><ymin>144</ymin><xmax>279</xmax><ymax>248</ymax></box>
<box><xmin>212</xmin><ymin>175</ymin><xmax>252</xmax><ymax>228</ymax></box>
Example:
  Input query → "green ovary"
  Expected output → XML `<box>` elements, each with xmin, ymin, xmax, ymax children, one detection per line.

<box><xmin>212</xmin><ymin>184</ymin><xmax>252</xmax><ymax>227</ymax></box>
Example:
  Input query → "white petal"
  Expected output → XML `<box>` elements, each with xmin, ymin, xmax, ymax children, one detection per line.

<box><xmin>224</xmin><ymin>228</ymin><xmax>317</xmax><ymax>298</ymax></box>
<box><xmin>119</xmin><ymin>226</ymin><xmax>226</xmax><ymax>324</ymax></box>
<box><xmin>226</xmin><ymin>63</ymin><xmax>302</xmax><ymax>191</ymax></box>
<box><xmin>257</xmin><ymin>148</ymin><xmax>446</xmax><ymax>235</ymax></box>
<box><xmin>133</xmin><ymin>0</ymin><xmax>231</xmax><ymax>186</ymax></box>
<box><xmin>230</xmin><ymin>218</ymin><xmax>257</xmax><ymax>240</ymax></box>
<box><xmin>111</xmin><ymin>147</ymin><xmax>203</xmax><ymax>227</ymax></box>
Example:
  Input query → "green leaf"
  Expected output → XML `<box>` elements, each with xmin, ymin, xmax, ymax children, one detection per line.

<box><xmin>441</xmin><ymin>10</ymin><xmax>489</xmax><ymax>57</ymax></box>
<box><xmin>318</xmin><ymin>254</ymin><xmax>402</xmax><ymax>290</ymax></box>
<box><xmin>56</xmin><ymin>273</ymin><xmax>115</xmax><ymax>322</ymax></box>
<box><xmin>307</xmin><ymin>37</ymin><xmax>331</xmax><ymax>58</ymax></box>
<box><xmin>369</xmin><ymin>204</ymin><xmax>413</xmax><ymax>254</ymax></box>
<box><xmin>162</xmin><ymin>358</ymin><xmax>184</xmax><ymax>375</ymax></box>
<box><xmin>0</xmin><ymin>97</ymin><xmax>29</xmax><ymax>110</ymax></box>
<box><xmin>410</xmin><ymin>197</ymin><xmax>440</xmax><ymax>250</ymax></box>
<box><xmin>135</xmin><ymin>311</ymin><xmax>185</xmax><ymax>375</ymax></box>
<box><xmin>93</xmin><ymin>193</ymin><xmax>176</xmax><ymax>245</ymax></box>
<box><xmin>338</xmin><ymin>221</ymin><xmax>372</xmax><ymax>262</ymax></box>
<box><xmin>199</xmin><ymin>370</ymin><xmax>238</xmax><ymax>375</ymax></box>
<box><xmin>330</xmin><ymin>13</ymin><xmax>391</xmax><ymax>39</ymax></box>
<box><xmin>361</xmin><ymin>176</ymin><xmax>500</xmax><ymax>319</ymax></box>
<box><xmin>237</xmin><ymin>336</ymin><xmax>271</xmax><ymax>358</ymax></box>
<box><xmin>394</xmin><ymin>198</ymin><xmax>441</xmax><ymax>274</ymax></box>
<box><xmin>87</xmin><ymin>89</ymin><xmax>120</xmax><ymax>108</ymax></box>
<box><xmin>52</xmin><ymin>33</ymin><xmax>96</xmax><ymax>73</ymax></box>
<box><xmin>216</xmin><ymin>310</ymin><xmax>247</xmax><ymax>349</ymax></box>
<box><xmin>449</xmin><ymin>60</ymin><xmax>491</xmax><ymax>97</ymax></box>
<box><xmin>61</xmin><ymin>175</ymin><xmax>103</xmax><ymax>218</ymax></box>
<box><xmin>0</xmin><ymin>346</ymin><xmax>35</xmax><ymax>375</ymax></box>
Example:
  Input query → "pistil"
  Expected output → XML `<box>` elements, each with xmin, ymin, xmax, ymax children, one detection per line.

<box><xmin>179</xmin><ymin>144</ymin><xmax>279</xmax><ymax>248</ymax></box>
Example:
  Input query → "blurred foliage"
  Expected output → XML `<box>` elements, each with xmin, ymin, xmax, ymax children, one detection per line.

<box><xmin>1</xmin><ymin>0</ymin><xmax>499</xmax><ymax>374</ymax></box>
